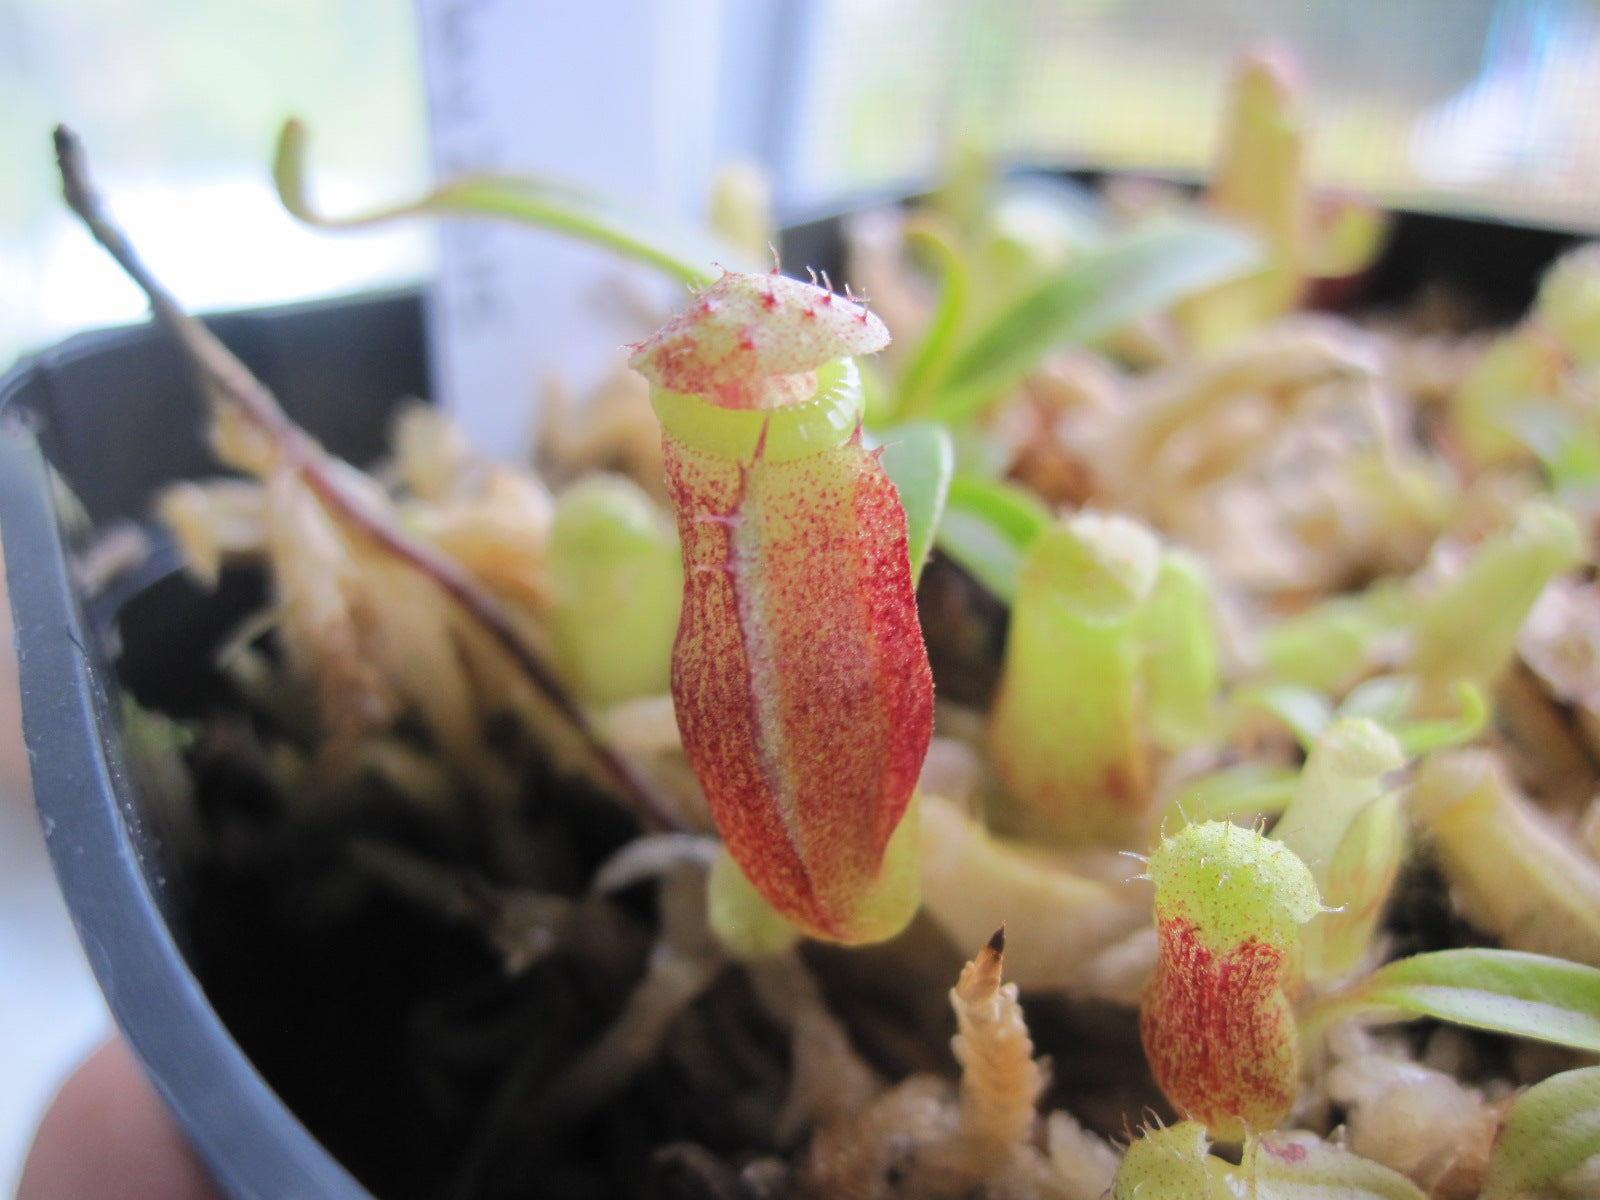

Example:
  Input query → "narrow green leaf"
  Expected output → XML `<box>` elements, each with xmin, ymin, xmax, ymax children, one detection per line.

<box><xmin>1302</xmin><ymin>949</ymin><xmax>1600</xmax><ymax>1053</ymax></box>
<box><xmin>876</xmin><ymin>422</ymin><xmax>955</xmax><ymax>583</ymax></box>
<box><xmin>1482</xmin><ymin>1066</ymin><xmax>1600</xmax><ymax>1200</ymax></box>
<box><xmin>1257</xmin><ymin>586</ymin><xmax>1407</xmax><ymax>693</ymax></box>
<box><xmin>1338</xmin><ymin>674</ymin><xmax>1418</xmax><ymax>727</ymax></box>
<box><xmin>275</xmin><ymin>118</ymin><xmax>731</xmax><ymax>287</ymax></box>
<box><xmin>934</xmin><ymin>473</ymin><xmax>1052</xmax><ymax>603</ymax></box>
<box><xmin>889</xmin><ymin>223</ymin><xmax>971</xmax><ymax>421</ymax></box>
<box><xmin>1392</xmin><ymin>682</ymin><xmax>1488</xmax><ymax>756</ymax></box>
<box><xmin>1507</xmin><ymin>405</ymin><xmax>1600</xmax><ymax>490</ymax></box>
<box><xmin>1306</xmin><ymin>195</ymin><xmax>1390</xmax><ymax>281</ymax></box>
<box><xmin>932</xmin><ymin>219</ymin><xmax>1260</xmax><ymax>421</ymax></box>
<box><xmin>1235</xmin><ymin>683</ymin><xmax>1334</xmax><ymax>747</ymax></box>
<box><xmin>1548</xmin><ymin>424</ymin><xmax>1600</xmax><ymax>491</ymax></box>
<box><xmin>1338</xmin><ymin>676</ymin><xmax>1485</xmax><ymax>754</ymax></box>
<box><xmin>1160</xmin><ymin>762</ymin><xmax>1299</xmax><ymax>827</ymax></box>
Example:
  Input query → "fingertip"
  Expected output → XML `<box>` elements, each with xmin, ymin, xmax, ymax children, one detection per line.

<box><xmin>17</xmin><ymin>1037</ymin><xmax>220</xmax><ymax>1200</ymax></box>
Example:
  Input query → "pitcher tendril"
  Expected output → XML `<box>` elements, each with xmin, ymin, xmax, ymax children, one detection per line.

<box><xmin>631</xmin><ymin>269</ymin><xmax>935</xmax><ymax>944</ymax></box>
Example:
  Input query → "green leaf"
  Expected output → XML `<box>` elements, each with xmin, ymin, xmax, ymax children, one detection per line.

<box><xmin>1302</xmin><ymin>948</ymin><xmax>1600</xmax><ymax>1053</ymax></box>
<box><xmin>275</xmin><ymin>118</ymin><xmax>732</xmax><ymax>287</ymax></box>
<box><xmin>1161</xmin><ymin>762</ymin><xmax>1299</xmax><ymax>827</ymax></box>
<box><xmin>1235</xmin><ymin>683</ymin><xmax>1334</xmax><ymax>747</ymax></box>
<box><xmin>1338</xmin><ymin>674</ymin><xmax>1417</xmax><ymax>726</ymax></box>
<box><xmin>1306</xmin><ymin>195</ymin><xmax>1390</xmax><ymax>281</ymax></box>
<box><xmin>876</xmin><ymin>422</ymin><xmax>955</xmax><ymax>584</ymax></box>
<box><xmin>1257</xmin><ymin>587</ymin><xmax>1407</xmax><ymax>693</ymax></box>
<box><xmin>889</xmin><ymin>223</ymin><xmax>971</xmax><ymax>421</ymax></box>
<box><xmin>931</xmin><ymin>218</ymin><xmax>1260</xmax><ymax>421</ymax></box>
<box><xmin>1336</xmin><ymin>676</ymin><xmax>1487</xmax><ymax>755</ymax></box>
<box><xmin>1548</xmin><ymin>424</ymin><xmax>1600</xmax><ymax>491</ymax></box>
<box><xmin>1249</xmin><ymin>1133</ymin><xmax>1428</xmax><ymax>1200</ymax></box>
<box><xmin>1482</xmin><ymin>1066</ymin><xmax>1600</xmax><ymax>1200</ymax></box>
<box><xmin>934</xmin><ymin>473</ymin><xmax>1052</xmax><ymax>603</ymax></box>
<box><xmin>1507</xmin><ymin>404</ymin><xmax>1600</xmax><ymax>491</ymax></box>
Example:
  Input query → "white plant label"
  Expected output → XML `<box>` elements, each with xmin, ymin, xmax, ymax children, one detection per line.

<box><xmin>416</xmin><ymin>1</ymin><xmax>727</xmax><ymax>458</ymax></box>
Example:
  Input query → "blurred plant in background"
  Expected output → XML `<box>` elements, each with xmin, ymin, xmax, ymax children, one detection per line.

<box><xmin>52</xmin><ymin>25</ymin><xmax>1600</xmax><ymax>1187</ymax></box>
<box><xmin>21</xmin><ymin>4</ymin><xmax>1600</xmax><ymax>1194</ymax></box>
<box><xmin>12</xmin><ymin>0</ymin><xmax>1600</xmax><ymax>371</ymax></box>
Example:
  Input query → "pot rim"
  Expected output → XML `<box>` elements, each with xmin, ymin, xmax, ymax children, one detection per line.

<box><xmin>0</xmin><ymin>295</ymin><xmax>408</xmax><ymax>1200</ymax></box>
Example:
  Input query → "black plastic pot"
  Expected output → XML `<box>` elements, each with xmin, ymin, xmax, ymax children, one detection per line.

<box><xmin>0</xmin><ymin>202</ymin><xmax>1585</xmax><ymax>1200</ymax></box>
<box><xmin>0</xmin><ymin>288</ymin><xmax>426</xmax><ymax>1200</ymax></box>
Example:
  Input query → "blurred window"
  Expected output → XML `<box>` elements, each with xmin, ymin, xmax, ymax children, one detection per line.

<box><xmin>1</xmin><ymin>0</ymin><xmax>431</xmax><ymax>367</ymax></box>
<box><xmin>10</xmin><ymin>0</ymin><xmax>1600</xmax><ymax>370</ymax></box>
<box><xmin>781</xmin><ymin>0</ymin><xmax>1600</xmax><ymax>233</ymax></box>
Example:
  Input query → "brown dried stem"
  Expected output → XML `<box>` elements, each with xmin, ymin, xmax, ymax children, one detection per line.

<box><xmin>53</xmin><ymin>124</ymin><xmax>682</xmax><ymax>832</ymax></box>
